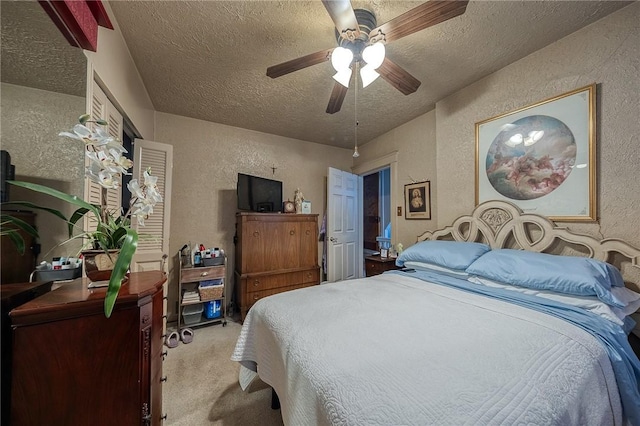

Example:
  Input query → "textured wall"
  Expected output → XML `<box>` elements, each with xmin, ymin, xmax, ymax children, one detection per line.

<box><xmin>355</xmin><ymin>110</ymin><xmax>437</xmax><ymax>248</ymax></box>
<box><xmin>435</xmin><ymin>3</ymin><xmax>639</xmax><ymax>248</ymax></box>
<box><xmin>1</xmin><ymin>83</ymin><xmax>86</xmax><ymax>259</ymax></box>
<box><xmin>154</xmin><ymin>112</ymin><xmax>352</xmax><ymax>319</ymax></box>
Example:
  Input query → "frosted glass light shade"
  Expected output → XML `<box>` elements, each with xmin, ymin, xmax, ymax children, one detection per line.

<box><xmin>360</xmin><ymin>65</ymin><xmax>380</xmax><ymax>88</ymax></box>
<box><xmin>331</xmin><ymin>47</ymin><xmax>353</xmax><ymax>72</ymax></box>
<box><xmin>333</xmin><ymin>69</ymin><xmax>352</xmax><ymax>87</ymax></box>
<box><xmin>362</xmin><ymin>43</ymin><xmax>385</xmax><ymax>69</ymax></box>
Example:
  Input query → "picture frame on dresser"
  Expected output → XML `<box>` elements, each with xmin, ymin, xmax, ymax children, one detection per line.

<box><xmin>475</xmin><ymin>84</ymin><xmax>596</xmax><ymax>221</ymax></box>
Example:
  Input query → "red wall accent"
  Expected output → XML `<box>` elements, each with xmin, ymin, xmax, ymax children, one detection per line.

<box><xmin>38</xmin><ymin>0</ymin><xmax>112</xmax><ymax>52</ymax></box>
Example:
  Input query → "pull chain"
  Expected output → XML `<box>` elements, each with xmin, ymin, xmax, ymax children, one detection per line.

<box><xmin>353</xmin><ymin>61</ymin><xmax>360</xmax><ymax>158</ymax></box>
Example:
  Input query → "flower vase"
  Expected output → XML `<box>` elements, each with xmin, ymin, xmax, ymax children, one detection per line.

<box><xmin>82</xmin><ymin>249</ymin><xmax>121</xmax><ymax>282</ymax></box>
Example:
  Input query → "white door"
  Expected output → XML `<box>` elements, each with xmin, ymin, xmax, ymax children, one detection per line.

<box><xmin>327</xmin><ymin>167</ymin><xmax>362</xmax><ymax>282</ymax></box>
<box><xmin>131</xmin><ymin>139</ymin><xmax>173</xmax><ymax>273</ymax></box>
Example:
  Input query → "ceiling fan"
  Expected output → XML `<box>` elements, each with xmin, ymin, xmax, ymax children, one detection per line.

<box><xmin>266</xmin><ymin>0</ymin><xmax>469</xmax><ymax>114</ymax></box>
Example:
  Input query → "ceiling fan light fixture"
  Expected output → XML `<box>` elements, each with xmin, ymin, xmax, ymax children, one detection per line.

<box><xmin>360</xmin><ymin>65</ymin><xmax>380</xmax><ymax>88</ymax></box>
<box><xmin>333</xmin><ymin>69</ymin><xmax>352</xmax><ymax>87</ymax></box>
<box><xmin>331</xmin><ymin>46</ymin><xmax>353</xmax><ymax>72</ymax></box>
<box><xmin>362</xmin><ymin>42</ymin><xmax>385</xmax><ymax>69</ymax></box>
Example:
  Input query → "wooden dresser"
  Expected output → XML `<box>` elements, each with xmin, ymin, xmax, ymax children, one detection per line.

<box><xmin>9</xmin><ymin>271</ymin><xmax>167</xmax><ymax>425</ymax></box>
<box><xmin>235</xmin><ymin>212</ymin><xmax>320</xmax><ymax>321</ymax></box>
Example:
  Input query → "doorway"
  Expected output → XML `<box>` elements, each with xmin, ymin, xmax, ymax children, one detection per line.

<box><xmin>362</xmin><ymin>168</ymin><xmax>391</xmax><ymax>255</ymax></box>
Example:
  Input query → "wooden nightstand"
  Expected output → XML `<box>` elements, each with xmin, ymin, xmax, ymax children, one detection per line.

<box><xmin>365</xmin><ymin>255</ymin><xmax>401</xmax><ymax>277</ymax></box>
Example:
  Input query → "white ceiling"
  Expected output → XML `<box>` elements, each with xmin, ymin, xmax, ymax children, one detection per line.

<box><xmin>2</xmin><ymin>1</ymin><xmax>632</xmax><ymax>150</ymax></box>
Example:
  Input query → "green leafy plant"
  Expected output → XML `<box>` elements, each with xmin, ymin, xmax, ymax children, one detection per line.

<box><xmin>1</xmin><ymin>114</ymin><xmax>162</xmax><ymax>317</ymax></box>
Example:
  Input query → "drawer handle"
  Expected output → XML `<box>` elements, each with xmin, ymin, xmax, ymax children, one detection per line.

<box><xmin>253</xmin><ymin>280</ymin><xmax>260</xmax><ymax>286</ymax></box>
<box><xmin>305</xmin><ymin>230</ymin><xmax>310</xmax><ymax>235</ymax></box>
<box><xmin>161</xmin><ymin>376</ymin><xmax>168</xmax><ymax>383</ymax></box>
<box><xmin>200</xmin><ymin>272</ymin><xmax>208</xmax><ymax>277</ymax></box>
<box><xmin>253</xmin><ymin>295</ymin><xmax>260</xmax><ymax>300</ymax></box>
<box><xmin>290</xmin><ymin>230</ymin><xmax>295</xmax><ymax>235</ymax></box>
<box><xmin>253</xmin><ymin>231</ymin><xmax>260</xmax><ymax>237</ymax></box>
<box><xmin>306</xmin><ymin>273</ymin><xmax>312</xmax><ymax>278</ymax></box>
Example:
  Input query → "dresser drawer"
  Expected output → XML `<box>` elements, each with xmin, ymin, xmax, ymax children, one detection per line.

<box><xmin>365</xmin><ymin>261</ymin><xmax>384</xmax><ymax>276</ymax></box>
<box><xmin>246</xmin><ymin>283</ymin><xmax>314</xmax><ymax>310</ymax></box>
<box><xmin>301</xmin><ymin>268</ymin><xmax>319</xmax><ymax>284</ymax></box>
<box><xmin>244</xmin><ymin>271</ymin><xmax>302</xmax><ymax>292</ymax></box>
<box><xmin>181</xmin><ymin>266</ymin><xmax>225</xmax><ymax>283</ymax></box>
<box><xmin>365</xmin><ymin>256</ymin><xmax>399</xmax><ymax>277</ymax></box>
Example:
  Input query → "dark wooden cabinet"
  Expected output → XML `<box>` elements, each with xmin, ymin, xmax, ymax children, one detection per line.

<box><xmin>365</xmin><ymin>255</ymin><xmax>401</xmax><ymax>277</ymax></box>
<box><xmin>1</xmin><ymin>211</ymin><xmax>37</xmax><ymax>284</ymax></box>
<box><xmin>9</xmin><ymin>271</ymin><xmax>166</xmax><ymax>426</ymax></box>
<box><xmin>1</xmin><ymin>281</ymin><xmax>53</xmax><ymax>425</ymax></box>
<box><xmin>235</xmin><ymin>213</ymin><xmax>320</xmax><ymax>321</ymax></box>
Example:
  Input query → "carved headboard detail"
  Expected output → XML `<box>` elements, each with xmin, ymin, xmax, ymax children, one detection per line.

<box><xmin>417</xmin><ymin>200</ymin><xmax>640</xmax><ymax>279</ymax></box>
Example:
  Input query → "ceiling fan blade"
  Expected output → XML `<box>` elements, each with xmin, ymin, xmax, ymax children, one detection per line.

<box><xmin>377</xmin><ymin>57</ymin><xmax>421</xmax><ymax>95</ymax></box>
<box><xmin>369</xmin><ymin>0</ymin><xmax>468</xmax><ymax>44</ymax></box>
<box><xmin>321</xmin><ymin>0</ymin><xmax>360</xmax><ymax>39</ymax></box>
<box><xmin>267</xmin><ymin>48</ymin><xmax>334</xmax><ymax>79</ymax></box>
<box><xmin>326</xmin><ymin>81</ymin><xmax>349</xmax><ymax>114</ymax></box>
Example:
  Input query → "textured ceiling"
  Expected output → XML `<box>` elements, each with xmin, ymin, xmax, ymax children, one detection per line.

<box><xmin>2</xmin><ymin>1</ymin><xmax>631</xmax><ymax>149</ymax></box>
<box><xmin>1</xmin><ymin>1</ymin><xmax>86</xmax><ymax>98</ymax></box>
<box><xmin>109</xmin><ymin>0</ymin><xmax>631</xmax><ymax>149</ymax></box>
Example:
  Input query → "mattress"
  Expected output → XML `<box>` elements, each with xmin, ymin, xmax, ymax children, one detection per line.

<box><xmin>232</xmin><ymin>272</ymin><xmax>625</xmax><ymax>425</ymax></box>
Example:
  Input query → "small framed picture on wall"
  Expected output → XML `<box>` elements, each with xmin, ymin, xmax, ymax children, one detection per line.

<box><xmin>404</xmin><ymin>181</ymin><xmax>431</xmax><ymax>220</ymax></box>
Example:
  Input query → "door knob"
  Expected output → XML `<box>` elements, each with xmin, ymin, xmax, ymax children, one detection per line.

<box><xmin>330</xmin><ymin>237</ymin><xmax>338</xmax><ymax>243</ymax></box>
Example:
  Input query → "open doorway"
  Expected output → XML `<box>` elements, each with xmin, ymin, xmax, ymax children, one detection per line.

<box><xmin>362</xmin><ymin>167</ymin><xmax>391</xmax><ymax>256</ymax></box>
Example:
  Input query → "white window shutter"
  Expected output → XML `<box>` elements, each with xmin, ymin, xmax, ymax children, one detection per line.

<box><xmin>85</xmin><ymin>81</ymin><xmax>123</xmax><ymax>238</ymax></box>
<box><xmin>131</xmin><ymin>139</ymin><xmax>173</xmax><ymax>272</ymax></box>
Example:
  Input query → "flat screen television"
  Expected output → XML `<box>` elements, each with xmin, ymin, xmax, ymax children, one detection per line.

<box><xmin>237</xmin><ymin>173</ymin><xmax>283</xmax><ymax>212</ymax></box>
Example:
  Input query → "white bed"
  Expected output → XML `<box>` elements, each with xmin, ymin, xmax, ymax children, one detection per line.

<box><xmin>232</xmin><ymin>200</ymin><xmax>640</xmax><ymax>425</ymax></box>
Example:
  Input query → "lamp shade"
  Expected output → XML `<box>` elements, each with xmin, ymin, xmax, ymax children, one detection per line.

<box><xmin>362</xmin><ymin>42</ymin><xmax>385</xmax><ymax>69</ymax></box>
<box><xmin>360</xmin><ymin>65</ymin><xmax>380</xmax><ymax>88</ymax></box>
<box><xmin>333</xmin><ymin>69</ymin><xmax>352</xmax><ymax>87</ymax></box>
<box><xmin>331</xmin><ymin>47</ymin><xmax>353</xmax><ymax>72</ymax></box>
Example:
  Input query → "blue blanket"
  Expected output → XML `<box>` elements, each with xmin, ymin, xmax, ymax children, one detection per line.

<box><xmin>388</xmin><ymin>269</ymin><xmax>640</xmax><ymax>425</ymax></box>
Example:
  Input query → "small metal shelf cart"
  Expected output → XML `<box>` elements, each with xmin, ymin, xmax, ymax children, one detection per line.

<box><xmin>178</xmin><ymin>252</ymin><xmax>227</xmax><ymax>332</ymax></box>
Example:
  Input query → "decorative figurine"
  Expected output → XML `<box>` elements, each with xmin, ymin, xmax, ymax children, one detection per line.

<box><xmin>294</xmin><ymin>188</ymin><xmax>304</xmax><ymax>213</ymax></box>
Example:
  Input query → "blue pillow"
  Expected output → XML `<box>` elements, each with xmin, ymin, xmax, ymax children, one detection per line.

<box><xmin>465</xmin><ymin>249</ymin><xmax>626</xmax><ymax>308</ymax></box>
<box><xmin>395</xmin><ymin>240</ymin><xmax>491</xmax><ymax>270</ymax></box>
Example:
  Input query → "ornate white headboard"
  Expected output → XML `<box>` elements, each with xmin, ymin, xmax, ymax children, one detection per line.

<box><xmin>417</xmin><ymin>200</ymin><xmax>640</xmax><ymax>287</ymax></box>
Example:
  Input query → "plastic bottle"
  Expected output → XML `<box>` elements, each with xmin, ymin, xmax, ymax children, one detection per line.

<box><xmin>194</xmin><ymin>251</ymin><xmax>201</xmax><ymax>266</ymax></box>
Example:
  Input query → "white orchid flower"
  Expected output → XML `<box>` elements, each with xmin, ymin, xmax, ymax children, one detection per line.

<box><xmin>145</xmin><ymin>185</ymin><xmax>163</xmax><ymax>204</ymax></box>
<box><xmin>143</xmin><ymin>170</ymin><xmax>158</xmax><ymax>188</ymax></box>
<box><xmin>127</xmin><ymin>179</ymin><xmax>145</xmax><ymax>198</ymax></box>
<box><xmin>86</xmin><ymin>150</ymin><xmax>121</xmax><ymax>174</ymax></box>
<box><xmin>131</xmin><ymin>201</ymin><xmax>154</xmax><ymax>226</ymax></box>
<box><xmin>98</xmin><ymin>170</ymin><xmax>119</xmax><ymax>189</ymax></box>
<box><xmin>85</xmin><ymin>160</ymin><xmax>119</xmax><ymax>190</ymax></box>
<box><xmin>109</xmin><ymin>149</ymin><xmax>133</xmax><ymax>173</ymax></box>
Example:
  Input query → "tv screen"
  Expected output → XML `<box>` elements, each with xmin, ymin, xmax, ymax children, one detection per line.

<box><xmin>237</xmin><ymin>173</ymin><xmax>283</xmax><ymax>212</ymax></box>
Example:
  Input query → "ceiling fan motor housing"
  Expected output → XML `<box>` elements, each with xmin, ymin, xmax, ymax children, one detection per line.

<box><xmin>335</xmin><ymin>9</ymin><xmax>377</xmax><ymax>60</ymax></box>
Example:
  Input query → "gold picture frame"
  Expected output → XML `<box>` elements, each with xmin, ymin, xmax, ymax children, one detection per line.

<box><xmin>404</xmin><ymin>181</ymin><xmax>431</xmax><ymax>220</ymax></box>
<box><xmin>475</xmin><ymin>84</ymin><xmax>596</xmax><ymax>221</ymax></box>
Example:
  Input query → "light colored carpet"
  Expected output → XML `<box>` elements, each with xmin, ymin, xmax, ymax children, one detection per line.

<box><xmin>163</xmin><ymin>319</ymin><xmax>284</xmax><ymax>426</ymax></box>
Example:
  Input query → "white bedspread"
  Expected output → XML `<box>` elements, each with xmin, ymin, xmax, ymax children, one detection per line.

<box><xmin>232</xmin><ymin>273</ymin><xmax>623</xmax><ymax>425</ymax></box>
